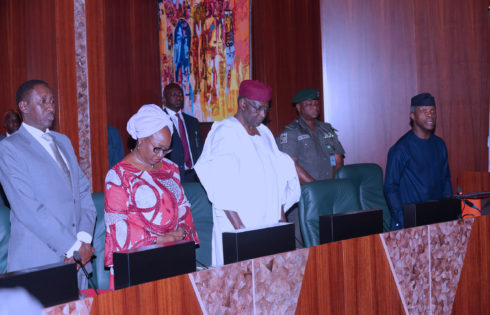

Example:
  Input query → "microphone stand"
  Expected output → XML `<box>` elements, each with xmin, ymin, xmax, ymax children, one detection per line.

<box><xmin>73</xmin><ymin>251</ymin><xmax>99</xmax><ymax>295</ymax></box>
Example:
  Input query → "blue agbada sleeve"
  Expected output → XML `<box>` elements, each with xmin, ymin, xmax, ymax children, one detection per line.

<box><xmin>384</xmin><ymin>146</ymin><xmax>407</xmax><ymax>230</ymax></box>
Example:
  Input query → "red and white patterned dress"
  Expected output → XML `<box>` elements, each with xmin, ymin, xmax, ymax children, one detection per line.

<box><xmin>104</xmin><ymin>159</ymin><xmax>199</xmax><ymax>267</ymax></box>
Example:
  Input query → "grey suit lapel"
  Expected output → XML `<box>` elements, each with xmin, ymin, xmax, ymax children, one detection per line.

<box><xmin>17</xmin><ymin>127</ymin><xmax>58</xmax><ymax>169</ymax></box>
<box><xmin>18</xmin><ymin>127</ymin><xmax>75</xmax><ymax>193</ymax></box>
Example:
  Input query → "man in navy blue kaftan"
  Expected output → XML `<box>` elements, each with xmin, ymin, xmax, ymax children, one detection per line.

<box><xmin>384</xmin><ymin>93</ymin><xmax>452</xmax><ymax>230</ymax></box>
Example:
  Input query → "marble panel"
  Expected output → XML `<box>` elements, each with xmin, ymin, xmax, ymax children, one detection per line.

<box><xmin>381</xmin><ymin>226</ymin><xmax>430</xmax><ymax>314</ymax></box>
<box><xmin>190</xmin><ymin>249</ymin><xmax>309</xmax><ymax>315</ymax></box>
<box><xmin>43</xmin><ymin>297</ymin><xmax>93</xmax><ymax>315</ymax></box>
<box><xmin>382</xmin><ymin>218</ymin><xmax>475</xmax><ymax>315</ymax></box>
<box><xmin>190</xmin><ymin>260</ymin><xmax>254</xmax><ymax>315</ymax></box>
<box><xmin>253</xmin><ymin>248</ymin><xmax>309</xmax><ymax>315</ymax></box>
<box><xmin>74</xmin><ymin>0</ymin><xmax>92</xmax><ymax>185</ymax></box>
<box><xmin>429</xmin><ymin>219</ymin><xmax>473</xmax><ymax>314</ymax></box>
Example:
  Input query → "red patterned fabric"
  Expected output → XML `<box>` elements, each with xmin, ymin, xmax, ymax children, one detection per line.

<box><xmin>104</xmin><ymin>160</ymin><xmax>199</xmax><ymax>267</ymax></box>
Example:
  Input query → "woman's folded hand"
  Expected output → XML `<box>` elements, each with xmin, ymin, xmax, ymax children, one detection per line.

<box><xmin>155</xmin><ymin>229</ymin><xmax>185</xmax><ymax>244</ymax></box>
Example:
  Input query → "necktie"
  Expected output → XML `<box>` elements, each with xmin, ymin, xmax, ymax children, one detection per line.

<box><xmin>42</xmin><ymin>133</ymin><xmax>72</xmax><ymax>185</ymax></box>
<box><xmin>177</xmin><ymin>114</ymin><xmax>192</xmax><ymax>168</ymax></box>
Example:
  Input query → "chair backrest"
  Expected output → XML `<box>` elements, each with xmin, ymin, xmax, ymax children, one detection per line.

<box><xmin>182</xmin><ymin>182</ymin><xmax>213</xmax><ymax>268</ymax></box>
<box><xmin>91</xmin><ymin>192</ymin><xmax>110</xmax><ymax>290</ymax></box>
<box><xmin>299</xmin><ymin>179</ymin><xmax>361</xmax><ymax>247</ymax></box>
<box><xmin>0</xmin><ymin>205</ymin><xmax>10</xmax><ymax>273</ymax></box>
<box><xmin>335</xmin><ymin>163</ymin><xmax>391</xmax><ymax>231</ymax></box>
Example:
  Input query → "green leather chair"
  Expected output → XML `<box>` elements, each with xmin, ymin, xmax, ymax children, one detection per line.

<box><xmin>335</xmin><ymin>163</ymin><xmax>391</xmax><ymax>231</ymax></box>
<box><xmin>0</xmin><ymin>204</ymin><xmax>10</xmax><ymax>274</ymax></box>
<box><xmin>91</xmin><ymin>192</ymin><xmax>110</xmax><ymax>290</ymax></box>
<box><xmin>182</xmin><ymin>182</ymin><xmax>213</xmax><ymax>268</ymax></box>
<box><xmin>299</xmin><ymin>179</ymin><xmax>362</xmax><ymax>247</ymax></box>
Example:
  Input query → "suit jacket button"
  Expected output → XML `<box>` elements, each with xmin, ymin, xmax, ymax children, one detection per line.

<box><xmin>72</xmin><ymin>224</ymin><xmax>75</xmax><ymax>227</ymax></box>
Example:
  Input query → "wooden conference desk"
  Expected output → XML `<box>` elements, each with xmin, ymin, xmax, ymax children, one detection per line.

<box><xmin>45</xmin><ymin>215</ymin><xmax>490</xmax><ymax>315</ymax></box>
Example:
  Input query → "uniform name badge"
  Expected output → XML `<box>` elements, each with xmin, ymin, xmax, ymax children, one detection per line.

<box><xmin>330</xmin><ymin>154</ymin><xmax>336</xmax><ymax>166</ymax></box>
<box><xmin>280</xmin><ymin>133</ymin><xmax>287</xmax><ymax>144</ymax></box>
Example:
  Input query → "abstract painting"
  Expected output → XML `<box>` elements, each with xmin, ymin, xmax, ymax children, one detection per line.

<box><xmin>158</xmin><ymin>0</ymin><xmax>250</xmax><ymax>122</ymax></box>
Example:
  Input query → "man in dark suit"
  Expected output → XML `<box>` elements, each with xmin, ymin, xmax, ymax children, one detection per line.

<box><xmin>0</xmin><ymin>80</ymin><xmax>96</xmax><ymax>289</ymax></box>
<box><xmin>2</xmin><ymin>110</ymin><xmax>22</xmax><ymax>138</ymax></box>
<box><xmin>162</xmin><ymin>83</ymin><xmax>203</xmax><ymax>182</ymax></box>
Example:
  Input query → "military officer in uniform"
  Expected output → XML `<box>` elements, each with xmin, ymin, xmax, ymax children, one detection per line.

<box><xmin>277</xmin><ymin>88</ymin><xmax>345</xmax><ymax>184</ymax></box>
<box><xmin>277</xmin><ymin>88</ymin><xmax>345</xmax><ymax>248</ymax></box>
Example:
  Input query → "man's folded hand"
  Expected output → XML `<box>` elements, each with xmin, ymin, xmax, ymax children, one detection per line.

<box><xmin>78</xmin><ymin>242</ymin><xmax>96</xmax><ymax>266</ymax></box>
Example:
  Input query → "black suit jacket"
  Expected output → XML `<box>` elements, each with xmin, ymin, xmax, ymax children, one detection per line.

<box><xmin>165</xmin><ymin>110</ymin><xmax>204</xmax><ymax>182</ymax></box>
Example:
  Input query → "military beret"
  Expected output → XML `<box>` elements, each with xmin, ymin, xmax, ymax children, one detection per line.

<box><xmin>411</xmin><ymin>93</ymin><xmax>436</xmax><ymax>107</ymax></box>
<box><xmin>292</xmin><ymin>89</ymin><xmax>320</xmax><ymax>104</ymax></box>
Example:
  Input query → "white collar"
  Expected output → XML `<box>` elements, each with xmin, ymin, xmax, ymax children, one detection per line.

<box><xmin>22</xmin><ymin>122</ymin><xmax>51</xmax><ymax>138</ymax></box>
<box><xmin>163</xmin><ymin>106</ymin><xmax>181</xmax><ymax>116</ymax></box>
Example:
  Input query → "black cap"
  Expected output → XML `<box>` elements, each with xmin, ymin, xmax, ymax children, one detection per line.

<box><xmin>411</xmin><ymin>93</ymin><xmax>436</xmax><ymax>107</ymax></box>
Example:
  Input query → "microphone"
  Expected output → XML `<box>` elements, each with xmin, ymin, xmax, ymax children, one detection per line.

<box><xmin>196</xmin><ymin>258</ymin><xmax>209</xmax><ymax>270</ymax></box>
<box><xmin>73</xmin><ymin>251</ymin><xmax>99</xmax><ymax>295</ymax></box>
<box><xmin>463</xmin><ymin>199</ymin><xmax>475</xmax><ymax>208</ymax></box>
<box><xmin>462</xmin><ymin>200</ymin><xmax>490</xmax><ymax>215</ymax></box>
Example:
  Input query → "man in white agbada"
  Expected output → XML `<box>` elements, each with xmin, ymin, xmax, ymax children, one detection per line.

<box><xmin>195</xmin><ymin>80</ymin><xmax>301</xmax><ymax>266</ymax></box>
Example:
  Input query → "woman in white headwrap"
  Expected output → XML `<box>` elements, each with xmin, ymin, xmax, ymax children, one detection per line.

<box><xmin>103</xmin><ymin>105</ymin><xmax>199</xmax><ymax>289</ymax></box>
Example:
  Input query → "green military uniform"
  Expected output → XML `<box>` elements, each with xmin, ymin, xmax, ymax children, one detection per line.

<box><xmin>277</xmin><ymin>117</ymin><xmax>345</xmax><ymax>180</ymax></box>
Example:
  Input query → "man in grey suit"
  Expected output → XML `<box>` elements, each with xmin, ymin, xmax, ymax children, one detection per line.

<box><xmin>0</xmin><ymin>80</ymin><xmax>96</xmax><ymax>289</ymax></box>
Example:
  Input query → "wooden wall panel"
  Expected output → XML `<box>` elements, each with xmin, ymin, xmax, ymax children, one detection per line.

<box><xmin>0</xmin><ymin>0</ymin><xmax>81</xmax><ymax>148</ymax></box>
<box><xmin>413</xmin><ymin>0</ymin><xmax>490</xmax><ymax>186</ymax></box>
<box><xmin>320</xmin><ymin>0</ymin><xmax>418</xmax><ymax>170</ymax></box>
<box><xmin>320</xmin><ymin>0</ymin><xmax>489</xmax><ymax>183</ymax></box>
<box><xmin>0</xmin><ymin>0</ymin><xmax>27</xmax><ymax>132</ymax></box>
<box><xmin>54</xmin><ymin>0</ymin><xmax>79</xmax><ymax>155</ymax></box>
<box><xmin>103</xmin><ymin>0</ymin><xmax>161</xmax><ymax>150</ymax></box>
<box><xmin>456</xmin><ymin>171</ymin><xmax>490</xmax><ymax>193</ymax></box>
<box><xmin>86</xmin><ymin>0</ymin><xmax>109</xmax><ymax>192</ymax></box>
<box><xmin>251</xmin><ymin>0</ymin><xmax>323</xmax><ymax>136</ymax></box>
<box><xmin>0</xmin><ymin>0</ymin><xmax>61</xmax><ymax>130</ymax></box>
<box><xmin>24</xmin><ymin>0</ymin><xmax>59</xmax><ymax>106</ymax></box>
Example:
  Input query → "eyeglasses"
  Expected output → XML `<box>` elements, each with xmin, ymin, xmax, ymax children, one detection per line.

<box><xmin>246</xmin><ymin>101</ymin><xmax>271</xmax><ymax>114</ymax></box>
<box><xmin>148</xmin><ymin>140</ymin><xmax>172</xmax><ymax>155</ymax></box>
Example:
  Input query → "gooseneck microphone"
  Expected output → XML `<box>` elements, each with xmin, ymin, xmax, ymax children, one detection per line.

<box><xmin>196</xmin><ymin>258</ymin><xmax>209</xmax><ymax>270</ymax></box>
<box><xmin>73</xmin><ymin>251</ymin><xmax>99</xmax><ymax>295</ymax></box>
